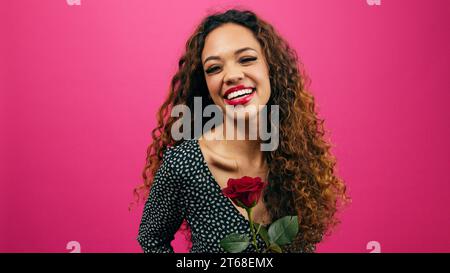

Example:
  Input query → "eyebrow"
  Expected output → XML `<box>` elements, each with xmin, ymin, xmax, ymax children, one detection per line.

<box><xmin>203</xmin><ymin>47</ymin><xmax>257</xmax><ymax>65</ymax></box>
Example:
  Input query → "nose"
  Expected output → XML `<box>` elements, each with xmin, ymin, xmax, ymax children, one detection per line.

<box><xmin>223</xmin><ymin>64</ymin><xmax>244</xmax><ymax>85</ymax></box>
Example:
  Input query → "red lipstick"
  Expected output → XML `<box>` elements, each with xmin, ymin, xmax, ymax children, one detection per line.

<box><xmin>223</xmin><ymin>85</ymin><xmax>256</xmax><ymax>106</ymax></box>
<box><xmin>224</xmin><ymin>85</ymin><xmax>248</xmax><ymax>98</ymax></box>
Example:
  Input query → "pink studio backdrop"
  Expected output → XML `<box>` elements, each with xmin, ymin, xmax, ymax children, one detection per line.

<box><xmin>1</xmin><ymin>0</ymin><xmax>449</xmax><ymax>253</ymax></box>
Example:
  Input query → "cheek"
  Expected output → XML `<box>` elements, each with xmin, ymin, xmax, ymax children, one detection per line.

<box><xmin>205</xmin><ymin>77</ymin><xmax>222</xmax><ymax>97</ymax></box>
<box><xmin>250</xmin><ymin>64</ymin><xmax>269</xmax><ymax>83</ymax></box>
<box><xmin>252</xmin><ymin>67</ymin><xmax>271</xmax><ymax>95</ymax></box>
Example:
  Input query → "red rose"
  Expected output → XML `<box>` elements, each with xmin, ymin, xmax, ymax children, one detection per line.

<box><xmin>222</xmin><ymin>176</ymin><xmax>267</xmax><ymax>209</ymax></box>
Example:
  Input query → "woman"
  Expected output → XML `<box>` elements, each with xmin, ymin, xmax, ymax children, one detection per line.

<box><xmin>135</xmin><ymin>9</ymin><xmax>349</xmax><ymax>253</ymax></box>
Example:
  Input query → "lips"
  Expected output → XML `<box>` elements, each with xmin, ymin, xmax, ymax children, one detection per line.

<box><xmin>223</xmin><ymin>85</ymin><xmax>256</xmax><ymax>106</ymax></box>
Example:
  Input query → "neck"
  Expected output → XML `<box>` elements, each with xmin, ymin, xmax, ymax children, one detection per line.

<box><xmin>203</xmin><ymin>118</ymin><xmax>266</xmax><ymax>169</ymax></box>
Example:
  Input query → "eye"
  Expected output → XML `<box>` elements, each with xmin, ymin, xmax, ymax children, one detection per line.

<box><xmin>205</xmin><ymin>66</ymin><xmax>220</xmax><ymax>74</ymax></box>
<box><xmin>240</xmin><ymin>56</ymin><xmax>257</xmax><ymax>63</ymax></box>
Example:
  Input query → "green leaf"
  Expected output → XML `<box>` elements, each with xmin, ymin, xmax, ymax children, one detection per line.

<box><xmin>268</xmin><ymin>216</ymin><xmax>299</xmax><ymax>246</ymax></box>
<box><xmin>220</xmin><ymin>233</ymin><xmax>250</xmax><ymax>253</ymax></box>
<box><xmin>254</xmin><ymin>223</ymin><xmax>270</xmax><ymax>246</ymax></box>
<box><xmin>268</xmin><ymin>243</ymin><xmax>283</xmax><ymax>253</ymax></box>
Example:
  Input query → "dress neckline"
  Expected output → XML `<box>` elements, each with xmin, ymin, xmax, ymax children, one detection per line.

<box><xmin>193</xmin><ymin>139</ymin><xmax>251</xmax><ymax>224</ymax></box>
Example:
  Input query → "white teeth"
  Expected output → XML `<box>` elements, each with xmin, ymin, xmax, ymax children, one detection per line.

<box><xmin>226</xmin><ymin>88</ymin><xmax>254</xmax><ymax>100</ymax></box>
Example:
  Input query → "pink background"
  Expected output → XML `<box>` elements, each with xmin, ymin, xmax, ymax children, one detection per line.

<box><xmin>1</xmin><ymin>0</ymin><xmax>449</xmax><ymax>253</ymax></box>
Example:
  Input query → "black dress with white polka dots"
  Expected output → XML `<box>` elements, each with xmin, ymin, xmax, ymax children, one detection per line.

<box><xmin>137</xmin><ymin>139</ymin><xmax>268</xmax><ymax>253</ymax></box>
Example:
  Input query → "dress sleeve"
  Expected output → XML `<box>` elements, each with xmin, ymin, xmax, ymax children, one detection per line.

<box><xmin>137</xmin><ymin>149</ymin><xmax>185</xmax><ymax>253</ymax></box>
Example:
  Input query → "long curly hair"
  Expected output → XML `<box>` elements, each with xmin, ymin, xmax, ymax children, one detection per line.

<box><xmin>133</xmin><ymin>9</ymin><xmax>350</xmax><ymax>253</ymax></box>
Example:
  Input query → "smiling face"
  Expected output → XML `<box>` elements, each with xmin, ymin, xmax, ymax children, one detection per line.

<box><xmin>201</xmin><ymin>23</ymin><xmax>271</xmax><ymax>119</ymax></box>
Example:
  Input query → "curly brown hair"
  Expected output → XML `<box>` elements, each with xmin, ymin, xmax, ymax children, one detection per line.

<box><xmin>133</xmin><ymin>9</ymin><xmax>350</xmax><ymax>253</ymax></box>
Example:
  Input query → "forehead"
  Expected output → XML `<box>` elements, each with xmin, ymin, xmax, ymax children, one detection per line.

<box><xmin>201</xmin><ymin>23</ymin><xmax>261</xmax><ymax>61</ymax></box>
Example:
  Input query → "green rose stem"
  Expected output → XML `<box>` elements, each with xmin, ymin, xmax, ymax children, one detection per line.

<box><xmin>246</xmin><ymin>207</ymin><xmax>259</xmax><ymax>252</ymax></box>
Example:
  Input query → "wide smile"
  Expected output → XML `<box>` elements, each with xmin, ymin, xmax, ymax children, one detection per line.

<box><xmin>223</xmin><ymin>88</ymin><xmax>256</xmax><ymax>106</ymax></box>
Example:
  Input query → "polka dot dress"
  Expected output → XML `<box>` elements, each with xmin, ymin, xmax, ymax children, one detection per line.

<box><xmin>137</xmin><ymin>139</ymin><xmax>268</xmax><ymax>253</ymax></box>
